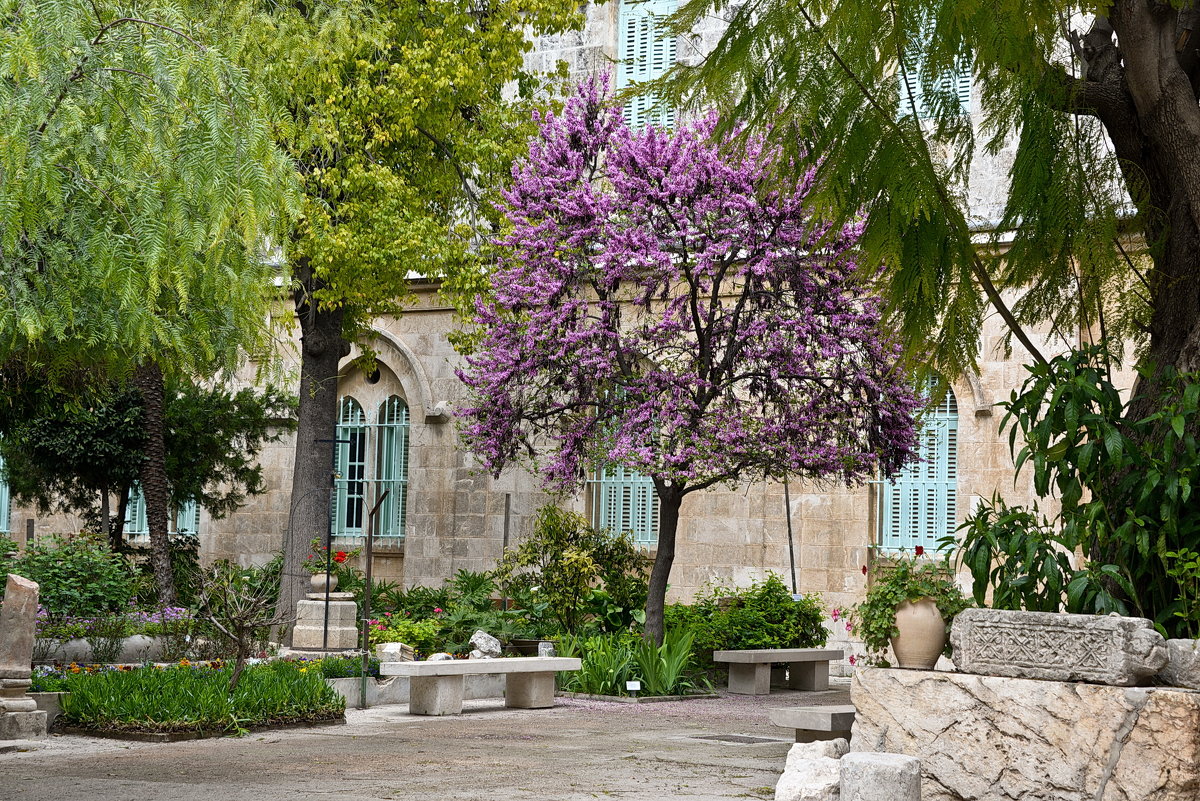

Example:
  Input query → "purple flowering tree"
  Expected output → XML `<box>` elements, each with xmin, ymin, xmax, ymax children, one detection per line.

<box><xmin>459</xmin><ymin>79</ymin><xmax>922</xmax><ymax>643</ymax></box>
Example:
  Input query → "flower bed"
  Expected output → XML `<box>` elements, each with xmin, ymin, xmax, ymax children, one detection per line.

<box><xmin>35</xmin><ymin>660</ymin><xmax>344</xmax><ymax>736</ymax></box>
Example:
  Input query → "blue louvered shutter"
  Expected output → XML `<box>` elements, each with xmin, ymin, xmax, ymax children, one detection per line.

<box><xmin>880</xmin><ymin>387</ymin><xmax>958</xmax><ymax>551</ymax></box>
<box><xmin>593</xmin><ymin>464</ymin><xmax>659</xmax><ymax>546</ymax></box>
<box><xmin>618</xmin><ymin>0</ymin><xmax>677</xmax><ymax>130</ymax></box>
<box><xmin>898</xmin><ymin>34</ymin><xmax>971</xmax><ymax>119</ymax></box>
<box><xmin>124</xmin><ymin>485</ymin><xmax>198</xmax><ymax>540</ymax></box>
<box><xmin>0</xmin><ymin>451</ymin><xmax>9</xmax><ymax>535</ymax></box>
<box><xmin>374</xmin><ymin>396</ymin><xmax>410</xmax><ymax>540</ymax></box>
<box><xmin>333</xmin><ymin>397</ymin><xmax>367</xmax><ymax>541</ymax></box>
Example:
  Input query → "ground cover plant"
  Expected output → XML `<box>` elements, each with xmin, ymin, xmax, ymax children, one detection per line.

<box><xmin>664</xmin><ymin>575</ymin><xmax>826</xmax><ymax>667</ymax></box>
<box><xmin>53</xmin><ymin>660</ymin><xmax>343</xmax><ymax>735</ymax></box>
<box><xmin>557</xmin><ymin>628</ymin><xmax>707</xmax><ymax>697</ymax></box>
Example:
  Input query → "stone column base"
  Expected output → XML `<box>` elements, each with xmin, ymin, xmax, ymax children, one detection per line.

<box><xmin>504</xmin><ymin>672</ymin><xmax>555</xmax><ymax>708</ymax></box>
<box><xmin>0</xmin><ymin>710</ymin><xmax>47</xmax><ymax>740</ymax></box>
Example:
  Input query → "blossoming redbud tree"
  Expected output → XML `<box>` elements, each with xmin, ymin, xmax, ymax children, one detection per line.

<box><xmin>459</xmin><ymin>79</ymin><xmax>922</xmax><ymax>643</ymax></box>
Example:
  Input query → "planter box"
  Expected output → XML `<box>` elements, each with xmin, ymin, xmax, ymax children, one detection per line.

<box><xmin>29</xmin><ymin>692</ymin><xmax>68</xmax><ymax>731</ymax></box>
<box><xmin>558</xmin><ymin>691</ymin><xmax>719</xmax><ymax>704</ymax></box>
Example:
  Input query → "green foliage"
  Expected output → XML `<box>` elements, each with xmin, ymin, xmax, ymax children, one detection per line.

<box><xmin>557</xmin><ymin>629</ymin><xmax>705</xmax><ymax>696</ymax></box>
<box><xmin>665</xmin><ymin>0</ymin><xmax>1157</xmax><ymax>379</ymax></box>
<box><xmin>367</xmin><ymin>616</ymin><xmax>441</xmax><ymax>655</ymax></box>
<box><xmin>948</xmin><ymin>496</ymin><xmax>1076</xmax><ymax>613</ymax></box>
<box><xmin>58</xmin><ymin>661</ymin><xmax>343</xmax><ymax>734</ymax></box>
<box><xmin>81</xmin><ymin>613</ymin><xmax>135</xmax><ymax>664</ymax></box>
<box><xmin>1164</xmin><ymin>549</ymin><xmax>1200</xmax><ymax>640</ymax></box>
<box><xmin>0</xmin><ymin>0</ymin><xmax>297</xmax><ymax>379</ymax></box>
<box><xmin>849</xmin><ymin>550</ymin><xmax>970</xmax><ymax>667</ymax></box>
<box><xmin>308</xmin><ymin>655</ymin><xmax>381</xmax><ymax>679</ymax></box>
<box><xmin>983</xmin><ymin>347</ymin><xmax>1200</xmax><ymax>633</ymax></box>
<box><xmin>195</xmin><ymin>560</ymin><xmax>288</xmax><ymax>689</ymax></box>
<box><xmin>494</xmin><ymin>506</ymin><xmax>651</xmax><ymax>635</ymax></box>
<box><xmin>11</xmin><ymin>534</ymin><xmax>135</xmax><ymax>617</ymax></box>
<box><xmin>664</xmin><ymin>575</ymin><xmax>826</xmax><ymax>666</ymax></box>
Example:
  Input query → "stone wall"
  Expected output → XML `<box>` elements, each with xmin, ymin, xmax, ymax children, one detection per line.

<box><xmin>852</xmin><ymin>667</ymin><xmax>1200</xmax><ymax>801</ymax></box>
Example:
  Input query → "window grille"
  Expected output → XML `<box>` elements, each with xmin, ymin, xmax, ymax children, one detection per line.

<box><xmin>618</xmin><ymin>0</ymin><xmax>677</xmax><ymax>130</ymax></box>
<box><xmin>591</xmin><ymin>464</ymin><xmax>659</xmax><ymax>546</ymax></box>
<box><xmin>879</xmin><ymin>386</ymin><xmax>958</xmax><ymax>552</ymax></box>
<box><xmin>374</xmin><ymin>396</ymin><xmax>410</xmax><ymax>540</ymax></box>
<box><xmin>333</xmin><ymin>397</ymin><xmax>367</xmax><ymax>540</ymax></box>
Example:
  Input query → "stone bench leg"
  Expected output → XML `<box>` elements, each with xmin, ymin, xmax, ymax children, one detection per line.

<box><xmin>788</xmin><ymin>661</ymin><xmax>830</xmax><ymax>691</ymax></box>
<box><xmin>728</xmin><ymin>663</ymin><xmax>771</xmax><ymax>694</ymax></box>
<box><xmin>794</xmin><ymin>728</ymin><xmax>852</xmax><ymax>744</ymax></box>
<box><xmin>409</xmin><ymin>674</ymin><xmax>465</xmax><ymax>715</ymax></box>
<box><xmin>505</xmin><ymin>672</ymin><xmax>556</xmax><ymax>709</ymax></box>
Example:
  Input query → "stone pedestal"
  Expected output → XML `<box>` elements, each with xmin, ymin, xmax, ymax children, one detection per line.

<box><xmin>410</xmin><ymin>675</ymin><xmax>465</xmax><ymax>716</ymax></box>
<box><xmin>504</xmin><ymin>672</ymin><xmax>555</xmax><ymax>709</ymax></box>
<box><xmin>852</xmin><ymin>668</ymin><xmax>1200</xmax><ymax>801</ymax></box>
<box><xmin>1</xmin><ymin>575</ymin><xmax>47</xmax><ymax>740</ymax></box>
<box><xmin>292</xmin><ymin>592</ymin><xmax>359</xmax><ymax>651</ymax></box>
<box><xmin>840</xmin><ymin>752</ymin><xmax>920</xmax><ymax>801</ymax></box>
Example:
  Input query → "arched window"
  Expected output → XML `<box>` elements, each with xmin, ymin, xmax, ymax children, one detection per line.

<box><xmin>333</xmin><ymin>397</ymin><xmax>367</xmax><ymax>539</ymax></box>
<box><xmin>592</xmin><ymin>464</ymin><xmax>659</xmax><ymax>546</ymax></box>
<box><xmin>879</xmin><ymin>386</ymin><xmax>958</xmax><ymax>551</ymax></box>
<box><xmin>375</xmin><ymin>396</ymin><xmax>410</xmax><ymax>540</ymax></box>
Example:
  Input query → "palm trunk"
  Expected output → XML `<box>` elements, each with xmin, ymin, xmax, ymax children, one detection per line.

<box><xmin>277</xmin><ymin>261</ymin><xmax>350</xmax><ymax>636</ymax></box>
<box><xmin>643</xmin><ymin>486</ymin><xmax>684</xmax><ymax>646</ymax></box>
<box><xmin>134</xmin><ymin>362</ymin><xmax>176</xmax><ymax>606</ymax></box>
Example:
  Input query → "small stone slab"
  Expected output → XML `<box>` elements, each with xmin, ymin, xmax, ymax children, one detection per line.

<box><xmin>1158</xmin><ymin>639</ymin><xmax>1200</xmax><ymax>690</ymax></box>
<box><xmin>950</xmin><ymin>608</ymin><xmax>1167</xmax><ymax>686</ymax></box>
<box><xmin>770</xmin><ymin>705</ymin><xmax>856</xmax><ymax>742</ymax></box>
<box><xmin>840</xmin><ymin>752</ymin><xmax>920</xmax><ymax>801</ymax></box>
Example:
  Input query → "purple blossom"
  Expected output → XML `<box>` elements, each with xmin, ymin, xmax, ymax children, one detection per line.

<box><xmin>459</xmin><ymin>77</ymin><xmax>921</xmax><ymax>492</ymax></box>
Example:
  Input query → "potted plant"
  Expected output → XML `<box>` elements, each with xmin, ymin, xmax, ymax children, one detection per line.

<box><xmin>303</xmin><ymin>540</ymin><xmax>360</xmax><ymax>593</ymax></box>
<box><xmin>849</xmin><ymin>546</ymin><xmax>971</xmax><ymax>669</ymax></box>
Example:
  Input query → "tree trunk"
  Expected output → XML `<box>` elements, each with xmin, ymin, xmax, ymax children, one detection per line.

<box><xmin>643</xmin><ymin>486</ymin><xmax>684</xmax><ymax>646</ymax></box>
<box><xmin>277</xmin><ymin>261</ymin><xmax>350</xmax><ymax>637</ymax></box>
<box><xmin>134</xmin><ymin>362</ymin><xmax>176</xmax><ymax>606</ymax></box>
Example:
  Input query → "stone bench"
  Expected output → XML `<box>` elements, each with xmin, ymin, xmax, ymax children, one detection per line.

<box><xmin>712</xmin><ymin>648</ymin><xmax>843</xmax><ymax>695</ymax></box>
<box><xmin>769</xmin><ymin>704</ymin><xmax>856</xmax><ymax>743</ymax></box>
<box><xmin>380</xmin><ymin>656</ymin><xmax>581</xmax><ymax>716</ymax></box>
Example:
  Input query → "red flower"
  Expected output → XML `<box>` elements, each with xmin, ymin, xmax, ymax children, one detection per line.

<box><xmin>333</xmin><ymin>551</ymin><xmax>348</xmax><ymax>563</ymax></box>
<box><xmin>861</xmin><ymin>565</ymin><xmax>868</xmax><ymax>576</ymax></box>
<box><xmin>914</xmin><ymin>545</ymin><xmax>925</xmax><ymax>557</ymax></box>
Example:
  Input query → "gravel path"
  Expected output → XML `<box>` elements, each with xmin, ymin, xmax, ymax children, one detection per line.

<box><xmin>1</xmin><ymin>682</ymin><xmax>851</xmax><ymax>801</ymax></box>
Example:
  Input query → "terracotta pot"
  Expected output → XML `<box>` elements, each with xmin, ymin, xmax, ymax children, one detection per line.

<box><xmin>310</xmin><ymin>572</ymin><xmax>338</xmax><ymax>593</ymax></box>
<box><xmin>890</xmin><ymin>598</ymin><xmax>946</xmax><ymax>669</ymax></box>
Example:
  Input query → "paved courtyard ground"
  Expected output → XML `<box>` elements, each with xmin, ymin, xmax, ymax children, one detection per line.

<box><xmin>1</xmin><ymin>683</ymin><xmax>850</xmax><ymax>801</ymax></box>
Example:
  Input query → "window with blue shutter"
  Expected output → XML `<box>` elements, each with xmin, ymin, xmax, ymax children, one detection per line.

<box><xmin>879</xmin><ymin>386</ymin><xmax>958</xmax><ymax>551</ymax></box>
<box><xmin>333</xmin><ymin>397</ymin><xmax>367</xmax><ymax>540</ymax></box>
<box><xmin>0</xmin><ymin>452</ymin><xmax>9</xmax><ymax>535</ymax></box>
<box><xmin>124</xmin><ymin>485</ymin><xmax>199</xmax><ymax>541</ymax></box>
<box><xmin>374</xmin><ymin>396</ymin><xmax>410</xmax><ymax>540</ymax></box>
<box><xmin>898</xmin><ymin>34</ymin><xmax>971</xmax><ymax>119</ymax></box>
<box><xmin>617</xmin><ymin>0</ymin><xmax>677</xmax><ymax>130</ymax></box>
<box><xmin>591</xmin><ymin>464</ymin><xmax>659</xmax><ymax>546</ymax></box>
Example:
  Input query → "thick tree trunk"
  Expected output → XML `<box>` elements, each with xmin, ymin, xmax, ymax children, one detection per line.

<box><xmin>277</xmin><ymin>262</ymin><xmax>350</xmax><ymax>637</ymax></box>
<box><xmin>643</xmin><ymin>486</ymin><xmax>684</xmax><ymax>646</ymax></box>
<box><xmin>134</xmin><ymin>362</ymin><xmax>176</xmax><ymax>606</ymax></box>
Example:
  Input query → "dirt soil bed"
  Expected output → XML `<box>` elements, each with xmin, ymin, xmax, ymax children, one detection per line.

<box><xmin>1</xmin><ymin>683</ymin><xmax>851</xmax><ymax>801</ymax></box>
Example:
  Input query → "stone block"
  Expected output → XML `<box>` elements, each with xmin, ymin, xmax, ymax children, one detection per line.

<box><xmin>950</xmin><ymin>608</ymin><xmax>1167</xmax><ymax>685</ymax></box>
<box><xmin>410</xmin><ymin>674</ymin><xmax>464</xmax><ymax>715</ymax></box>
<box><xmin>0</xmin><ymin>711</ymin><xmax>46</xmax><ymax>740</ymax></box>
<box><xmin>504</xmin><ymin>672</ymin><xmax>555</xmax><ymax>709</ymax></box>
<box><xmin>0</xmin><ymin>575</ymin><xmax>39</xmax><ymax>680</ymax></box>
<box><xmin>1158</xmin><ymin>639</ymin><xmax>1200</xmax><ymax>690</ymax></box>
<box><xmin>292</xmin><ymin>598</ymin><xmax>360</xmax><ymax>650</ymax></box>
<box><xmin>786</xmin><ymin>739</ymin><xmax>850</xmax><ymax>767</ymax></box>
<box><xmin>839</xmin><ymin>753</ymin><xmax>920</xmax><ymax>801</ymax></box>
<box><xmin>774</xmin><ymin>756</ymin><xmax>840</xmax><ymax>801</ymax></box>
<box><xmin>852</xmin><ymin>667</ymin><xmax>1200</xmax><ymax>801</ymax></box>
<box><xmin>469</xmin><ymin>630</ymin><xmax>501</xmax><ymax>659</ymax></box>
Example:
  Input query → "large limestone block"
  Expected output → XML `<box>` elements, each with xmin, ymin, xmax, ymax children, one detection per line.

<box><xmin>0</xmin><ymin>575</ymin><xmax>39</xmax><ymax>680</ymax></box>
<box><xmin>950</xmin><ymin>608</ymin><xmax>1166</xmax><ymax>685</ymax></box>
<box><xmin>292</xmin><ymin>598</ymin><xmax>360</xmax><ymax>650</ymax></box>
<box><xmin>852</xmin><ymin>668</ymin><xmax>1200</xmax><ymax>801</ymax></box>
<box><xmin>774</xmin><ymin>755</ymin><xmax>840</xmax><ymax>801</ymax></box>
<box><xmin>1158</xmin><ymin>639</ymin><xmax>1200</xmax><ymax>690</ymax></box>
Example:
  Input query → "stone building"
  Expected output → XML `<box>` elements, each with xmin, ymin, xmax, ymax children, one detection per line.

<box><xmin>0</xmin><ymin>1</ymin><xmax>1103</xmax><ymax>663</ymax></box>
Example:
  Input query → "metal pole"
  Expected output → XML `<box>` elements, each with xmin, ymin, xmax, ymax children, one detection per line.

<box><xmin>316</xmin><ymin>437</ymin><xmax>353</xmax><ymax>652</ymax></box>
<box><xmin>500</xmin><ymin>493</ymin><xmax>511</xmax><ymax>611</ymax></box>
<box><xmin>361</xmin><ymin>490</ymin><xmax>389</xmax><ymax>710</ymax></box>
<box><xmin>784</xmin><ymin>475</ymin><xmax>798</xmax><ymax>594</ymax></box>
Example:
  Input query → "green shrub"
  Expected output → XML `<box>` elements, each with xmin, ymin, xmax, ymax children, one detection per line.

<box><xmin>311</xmin><ymin>655</ymin><xmax>380</xmax><ymax>679</ymax></box>
<box><xmin>368</xmin><ymin>616</ymin><xmax>441</xmax><ymax>655</ymax></box>
<box><xmin>58</xmin><ymin>660</ymin><xmax>344</xmax><ymax>734</ymax></box>
<box><xmin>665</xmin><ymin>574</ymin><xmax>827</xmax><ymax>666</ymax></box>
<box><xmin>11</xmin><ymin>533</ymin><xmax>135</xmax><ymax>617</ymax></box>
<box><xmin>558</xmin><ymin>629</ymin><xmax>706</xmax><ymax>696</ymax></box>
